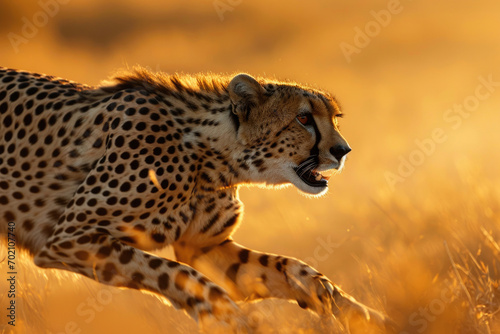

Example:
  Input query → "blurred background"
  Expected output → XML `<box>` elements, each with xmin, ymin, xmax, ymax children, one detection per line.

<box><xmin>1</xmin><ymin>0</ymin><xmax>500</xmax><ymax>333</ymax></box>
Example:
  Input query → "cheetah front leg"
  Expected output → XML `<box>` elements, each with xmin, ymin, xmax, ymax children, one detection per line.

<box><xmin>34</xmin><ymin>231</ymin><xmax>249</xmax><ymax>332</ymax></box>
<box><xmin>175</xmin><ymin>240</ymin><xmax>390</xmax><ymax>330</ymax></box>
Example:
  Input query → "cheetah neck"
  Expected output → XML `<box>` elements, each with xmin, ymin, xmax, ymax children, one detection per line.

<box><xmin>167</xmin><ymin>92</ymin><xmax>267</xmax><ymax>192</ymax></box>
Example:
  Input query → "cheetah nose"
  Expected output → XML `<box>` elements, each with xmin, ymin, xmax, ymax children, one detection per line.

<box><xmin>329</xmin><ymin>145</ymin><xmax>351</xmax><ymax>161</ymax></box>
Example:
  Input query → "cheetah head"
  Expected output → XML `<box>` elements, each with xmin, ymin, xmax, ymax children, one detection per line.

<box><xmin>228</xmin><ymin>74</ymin><xmax>351</xmax><ymax>196</ymax></box>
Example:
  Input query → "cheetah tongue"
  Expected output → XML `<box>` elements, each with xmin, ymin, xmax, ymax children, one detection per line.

<box><xmin>312</xmin><ymin>170</ymin><xmax>331</xmax><ymax>182</ymax></box>
<box><xmin>315</xmin><ymin>169</ymin><xmax>331</xmax><ymax>181</ymax></box>
<box><xmin>297</xmin><ymin>169</ymin><xmax>328</xmax><ymax>188</ymax></box>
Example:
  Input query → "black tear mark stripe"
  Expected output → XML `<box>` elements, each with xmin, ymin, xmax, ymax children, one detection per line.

<box><xmin>308</xmin><ymin>100</ymin><xmax>322</xmax><ymax>156</ymax></box>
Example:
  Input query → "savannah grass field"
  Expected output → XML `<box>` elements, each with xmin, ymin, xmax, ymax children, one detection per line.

<box><xmin>1</xmin><ymin>1</ymin><xmax>500</xmax><ymax>333</ymax></box>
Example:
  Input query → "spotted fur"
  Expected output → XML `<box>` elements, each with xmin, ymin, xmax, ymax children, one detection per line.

<box><xmin>0</xmin><ymin>67</ymin><xmax>387</xmax><ymax>331</ymax></box>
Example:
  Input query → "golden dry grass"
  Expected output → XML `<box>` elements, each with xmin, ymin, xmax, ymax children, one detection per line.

<box><xmin>1</xmin><ymin>0</ymin><xmax>500</xmax><ymax>333</ymax></box>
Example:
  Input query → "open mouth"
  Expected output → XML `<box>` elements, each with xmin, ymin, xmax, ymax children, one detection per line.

<box><xmin>293</xmin><ymin>157</ymin><xmax>329</xmax><ymax>188</ymax></box>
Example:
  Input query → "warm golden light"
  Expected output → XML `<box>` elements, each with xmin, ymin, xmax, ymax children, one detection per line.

<box><xmin>1</xmin><ymin>1</ymin><xmax>499</xmax><ymax>333</ymax></box>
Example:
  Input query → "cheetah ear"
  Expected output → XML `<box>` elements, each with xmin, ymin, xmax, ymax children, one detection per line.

<box><xmin>228</xmin><ymin>74</ymin><xmax>266</xmax><ymax>121</ymax></box>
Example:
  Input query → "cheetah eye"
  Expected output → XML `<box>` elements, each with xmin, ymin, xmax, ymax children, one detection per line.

<box><xmin>296</xmin><ymin>114</ymin><xmax>312</xmax><ymax>126</ymax></box>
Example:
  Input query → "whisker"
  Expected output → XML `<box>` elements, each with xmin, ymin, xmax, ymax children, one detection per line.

<box><xmin>296</xmin><ymin>156</ymin><xmax>319</xmax><ymax>177</ymax></box>
<box><xmin>297</xmin><ymin>156</ymin><xmax>317</xmax><ymax>169</ymax></box>
<box><xmin>299</xmin><ymin>163</ymin><xmax>316</xmax><ymax>177</ymax></box>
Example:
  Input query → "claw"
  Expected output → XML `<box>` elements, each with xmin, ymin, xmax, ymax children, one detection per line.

<box><xmin>320</xmin><ymin>278</ymin><xmax>335</xmax><ymax>298</ymax></box>
<box><xmin>315</xmin><ymin>278</ymin><xmax>335</xmax><ymax>314</ymax></box>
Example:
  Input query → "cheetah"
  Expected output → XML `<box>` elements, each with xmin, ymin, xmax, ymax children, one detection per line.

<box><xmin>0</xmin><ymin>67</ymin><xmax>388</xmax><ymax>332</ymax></box>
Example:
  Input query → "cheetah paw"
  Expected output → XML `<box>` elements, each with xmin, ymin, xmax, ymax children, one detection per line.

<box><xmin>285</xmin><ymin>267</ymin><xmax>393</xmax><ymax>331</ymax></box>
